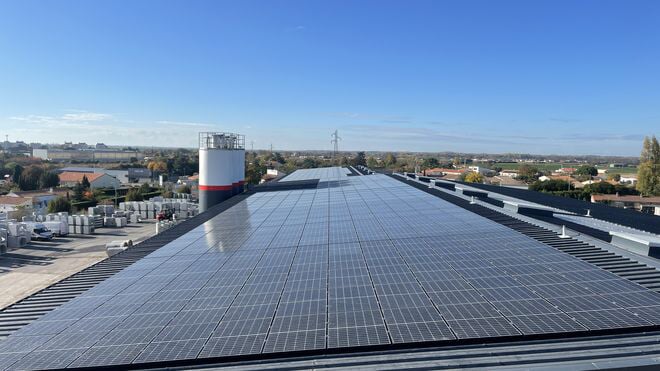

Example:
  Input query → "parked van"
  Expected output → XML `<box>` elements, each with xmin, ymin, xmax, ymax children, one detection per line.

<box><xmin>43</xmin><ymin>220</ymin><xmax>68</xmax><ymax>237</ymax></box>
<box><xmin>28</xmin><ymin>223</ymin><xmax>54</xmax><ymax>241</ymax></box>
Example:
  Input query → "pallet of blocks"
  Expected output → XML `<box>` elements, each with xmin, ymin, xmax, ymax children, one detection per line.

<box><xmin>68</xmin><ymin>215</ymin><xmax>95</xmax><ymax>235</ymax></box>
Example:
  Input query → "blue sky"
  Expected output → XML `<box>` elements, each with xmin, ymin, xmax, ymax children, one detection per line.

<box><xmin>0</xmin><ymin>0</ymin><xmax>658</xmax><ymax>156</ymax></box>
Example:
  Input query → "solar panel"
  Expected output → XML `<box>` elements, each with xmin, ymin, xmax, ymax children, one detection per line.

<box><xmin>2</xmin><ymin>167</ymin><xmax>660</xmax><ymax>369</ymax></box>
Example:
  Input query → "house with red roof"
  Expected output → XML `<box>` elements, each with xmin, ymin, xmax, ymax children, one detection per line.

<box><xmin>58</xmin><ymin>171</ymin><xmax>121</xmax><ymax>189</ymax></box>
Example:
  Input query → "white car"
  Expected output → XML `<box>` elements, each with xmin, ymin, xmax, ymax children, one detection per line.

<box><xmin>31</xmin><ymin>224</ymin><xmax>54</xmax><ymax>241</ymax></box>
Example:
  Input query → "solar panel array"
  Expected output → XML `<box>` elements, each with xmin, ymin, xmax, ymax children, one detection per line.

<box><xmin>2</xmin><ymin>167</ymin><xmax>660</xmax><ymax>369</ymax></box>
<box><xmin>279</xmin><ymin>167</ymin><xmax>351</xmax><ymax>182</ymax></box>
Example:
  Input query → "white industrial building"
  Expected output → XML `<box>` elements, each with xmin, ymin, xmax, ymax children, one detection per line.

<box><xmin>32</xmin><ymin>148</ymin><xmax>142</xmax><ymax>162</ymax></box>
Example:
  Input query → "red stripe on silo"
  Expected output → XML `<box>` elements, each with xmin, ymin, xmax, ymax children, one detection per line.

<box><xmin>199</xmin><ymin>185</ymin><xmax>233</xmax><ymax>191</ymax></box>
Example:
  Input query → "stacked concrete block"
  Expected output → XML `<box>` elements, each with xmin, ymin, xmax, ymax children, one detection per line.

<box><xmin>91</xmin><ymin>215</ymin><xmax>103</xmax><ymax>228</ymax></box>
<box><xmin>0</xmin><ymin>228</ymin><xmax>7</xmax><ymax>254</ymax></box>
<box><xmin>103</xmin><ymin>217</ymin><xmax>117</xmax><ymax>227</ymax></box>
<box><xmin>115</xmin><ymin>217</ymin><xmax>127</xmax><ymax>227</ymax></box>
<box><xmin>173</xmin><ymin>192</ymin><xmax>192</xmax><ymax>200</ymax></box>
<box><xmin>81</xmin><ymin>216</ymin><xmax>95</xmax><ymax>235</ymax></box>
<box><xmin>42</xmin><ymin>217</ymin><xmax>69</xmax><ymax>236</ymax></box>
<box><xmin>118</xmin><ymin>199</ymin><xmax>198</xmax><ymax>220</ymax></box>
<box><xmin>68</xmin><ymin>215</ymin><xmax>95</xmax><ymax>235</ymax></box>
<box><xmin>6</xmin><ymin>222</ymin><xmax>30</xmax><ymax>248</ymax></box>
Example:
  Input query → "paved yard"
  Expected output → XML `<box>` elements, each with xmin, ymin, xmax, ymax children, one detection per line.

<box><xmin>0</xmin><ymin>221</ymin><xmax>157</xmax><ymax>310</ymax></box>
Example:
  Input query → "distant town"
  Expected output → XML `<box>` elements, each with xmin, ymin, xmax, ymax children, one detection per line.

<box><xmin>0</xmin><ymin>135</ymin><xmax>658</xmax><ymax>218</ymax></box>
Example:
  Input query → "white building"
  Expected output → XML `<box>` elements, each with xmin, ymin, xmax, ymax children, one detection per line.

<box><xmin>620</xmin><ymin>175</ymin><xmax>638</xmax><ymax>185</ymax></box>
<box><xmin>0</xmin><ymin>196</ymin><xmax>32</xmax><ymax>213</ymax></box>
<box><xmin>498</xmin><ymin>170</ymin><xmax>519</xmax><ymax>178</ymax></box>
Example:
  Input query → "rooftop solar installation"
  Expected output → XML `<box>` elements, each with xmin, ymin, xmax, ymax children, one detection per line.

<box><xmin>2</xmin><ymin>167</ymin><xmax>660</xmax><ymax>369</ymax></box>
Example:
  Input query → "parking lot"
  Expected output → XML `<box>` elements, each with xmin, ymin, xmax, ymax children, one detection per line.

<box><xmin>0</xmin><ymin>221</ymin><xmax>157</xmax><ymax>310</ymax></box>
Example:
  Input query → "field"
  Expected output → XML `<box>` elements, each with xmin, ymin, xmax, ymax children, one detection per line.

<box><xmin>473</xmin><ymin>162</ymin><xmax>638</xmax><ymax>174</ymax></box>
<box><xmin>473</xmin><ymin>162</ymin><xmax>567</xmax><ymax>171</ymax></box>
<box><xmin>597</xmin><ymin>166</ymin><xmax>639</xmax><ymax>174</ymax></box>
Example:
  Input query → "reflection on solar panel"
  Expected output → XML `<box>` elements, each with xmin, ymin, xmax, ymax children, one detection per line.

<box><xmin>2</xmin><ymin>167</ymin><xmax>660</xmax><ymax>369</ymax></box>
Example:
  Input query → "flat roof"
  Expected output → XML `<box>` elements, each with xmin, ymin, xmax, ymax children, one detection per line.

<box><xmin>2</xmin><ymin>167</ymin><xmax>660</xmax><ymax>369</ymax></box>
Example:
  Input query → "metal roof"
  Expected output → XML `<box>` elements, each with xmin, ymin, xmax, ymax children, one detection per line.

<box><xmin>453</xmin><ymin>180</ymin><xmax>660</xmax><ymax>234</ymax></box>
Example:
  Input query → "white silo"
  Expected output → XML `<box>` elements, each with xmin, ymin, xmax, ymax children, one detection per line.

<box><xmin>232</xmin><ymin>140</ymin><xmax>239</xmax><ymax>195</ymax></box>
<box><xmin>238</xmin><ymin>146</ymin><xmax>245</xmax><ymax>193</ymax></box>
<box><xmin>228</xmin><ymin>134</ymin><xmax>245</xmax><ymax>196</ymax></box>
<box><xmin>198</xmin><ymin>132</ymin><xmax>245</xmax><ymax>212</ymax></box>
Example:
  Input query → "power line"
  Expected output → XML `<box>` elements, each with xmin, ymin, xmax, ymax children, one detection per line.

<box><xmin>331</xmin><ymin>130</ymin><xmax>341</xmax><ymax>159</ymax></box>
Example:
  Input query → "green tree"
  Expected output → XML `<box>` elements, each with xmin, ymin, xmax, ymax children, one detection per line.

<box><xmin>246</xmin><ymin>157</ymin><xmax>266</xmax><ymax>184</ymax></box>
<box><xmin>172</xmin><ymin>155</ymin><xmax>198</xmax><ymax>176</ymax></box>
<box><xmin>39</xmin><ymin>171</ymin><xmax>60</xmax><ymax>189</ymax></box>
<box><xmin>637</xmin><ymin>136</ymin><xmax>660</xmax><ymax>196</ymax></box>
<box><xmin>48</xmin><ymin>196</ymin><xmax>72</xmax><ymax>213</ymax></box>
<box><xmin>73</xmin><ymin>182</ymin><xmax>85</xmax><ymax>202</ymax></box>
<box><xmin>583</xmin><ymin>182</ymin><xmax>616</xmax><ymax>195</ymax></box>
<box><xmin>353</xmin><ymin>152</ymin><xmax>367</xmax><ymax>167</ymax></box>
<box><xmin>176</xmin><ymin>185</ymin><xmax>192</xmax><ymax>194</ymax></box>
<box><xmin>138</xmin><ymin>182</ymin><xmax>152</xmax><ymax>195</ymax></box>
<box><xmin>530</xmin><ymin>179</ymin><xmax>571</xmax><ymax>192</ymax></box>
<box><xmin>383</xmin><ymin>153</ymin><xmax>397</xmax><ymax>167</ymax></box>
<box><xmin>281</xmin><ymin>158</ymin><xmax>298</xmax><ymax>174</ymax></box>
<box><xmin>7</xmin><ymin>163</ymin><xmax>23</xmax><ymax>184</ymax></box>
<box><xmin>301</xmin><ymin>158</ymin><xmax>318</xmax><ymax>169</ymax></box>
<box><xmin>421</xmin><ymin>157</ymin><xmax>440</xmax><ymax>170</ymax></box>
<box><xmin>272</xmin><ymin>152</ymin><xmax>286</xmax><ymax>164</ymax></box>
<box><xmin>575</xmin><ymin>165</ymin><xmax>598</xmax><ymax>177</ymax></box>
<box><xmin>18</xmin><ymin>165</ymin><xmax>44</xmax><ymax>191</ymax></box>
<box><xmin>81</xmin><ymin>175</ymin><xmax>91</xmax><ymax>189</ymax></box>
<box><xmin>517</xmin><ymin>165</ymin><xmax>540</xmax><ymax>183</ymax></box>
<box><xmin>125</xmin><ymin>188</ymin><xmax>144</xmax><ymax>201</ymax></box>
<box><xmin>366</xmin><ymin>156</ymin><xmax>378</xmax><ymax>168</ymax></box>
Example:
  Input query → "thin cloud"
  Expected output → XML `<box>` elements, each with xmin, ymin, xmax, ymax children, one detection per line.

<box><xmin>342</xmin><ymin>124</ymin><xmax>516</xmax><ymax>145</ymax></box>
<box><xmin>5</xmin><ymin>111</ymin><xmax>220</xmax><ymax>148</ymax></box>
<box><xmin>326</xmin><ymin>112</ymin><xmax>413</xmax><ymax>123</ymax></box>
<box><xmin>61</xmin><ymin>112</ymin><xmax>112</xmax><ymax>121</ymax></box>
<box><xmin>285</xmin><ymin>25</ymin><xmax>306</xmax><ymax>32</ymax></box>
<box><xmin>10</xmin><ymin>111</ymin><xmax>113</xmax><ymax>126</ymax></box>
<box><xmin>549</xmin><ymin>117</ymin><xmax>581</xmax><ymax>123</ymax></box>
<box><xmin>342</xmin><ymin>123</ymin><xmax>645</xmax><ymax>147</ymax></box>
<box><xmin>155</xmin><ymin>120</ymin><xmax>217</xmax><ymax>128</ymax></box>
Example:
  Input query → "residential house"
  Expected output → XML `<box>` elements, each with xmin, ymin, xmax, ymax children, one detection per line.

<box><xmin>261</xmin><ymin>169</ymin><xmax>285</xmax><ymax>183</ymax></box>
<box><xmin>591</xmin><ymin>194</ymin><xmax>660</xmax><ymax>216</ymax></box>
<box><xmin>0</xmin><ymin>195</ymin><xmax>33</xmax><ymax>213</ymax></box>
<box><xmin>424</xmin><ymin>168</ymin><xmax>466</xmax><ymax>177</ymax></box>
<box><xmin>489</xmin><ymin>176</ymin><xmax>528</xmax><ymax>189</ymax></box>
<box><xmin>498</xmin><ymin>170</ymin><xmax>519</xmax><ymax>178</ymax></box>
<box><xmin>7</xmin><ymin>188</ymin><xmax>70</xmax><ymax>213</ymax></box>
<box><xmin>58</xmin><ymin>172</ymin><xmax>121</xmax><ymax>189</ymax></box>
<box><xmin>620</xmin><ymin>175</ymin><xmax>638</xmax><ymax>185</ymax></box>
<box><xmin>554</xmin><ymin>167</ymin><xmax>577</xmax><ymax>175</ymax></box>
<box><xmin>56</xmin><ymin>166</ymin><xmax>129</xmax><ymax>184</ymax></box>
<box><xmin>468</xmin><ymin>166</ymin><xmax>496</xmax><ymax>176</ymax></box>
<box><xmin>581</xmin><ymin>179</ymin><xmax>603</xmax><ymax>186</ymax></box>
<box><xmin>177</xmin><ymin>174</ymin><xmax>199</xmax><ymax>187</ymax></box>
